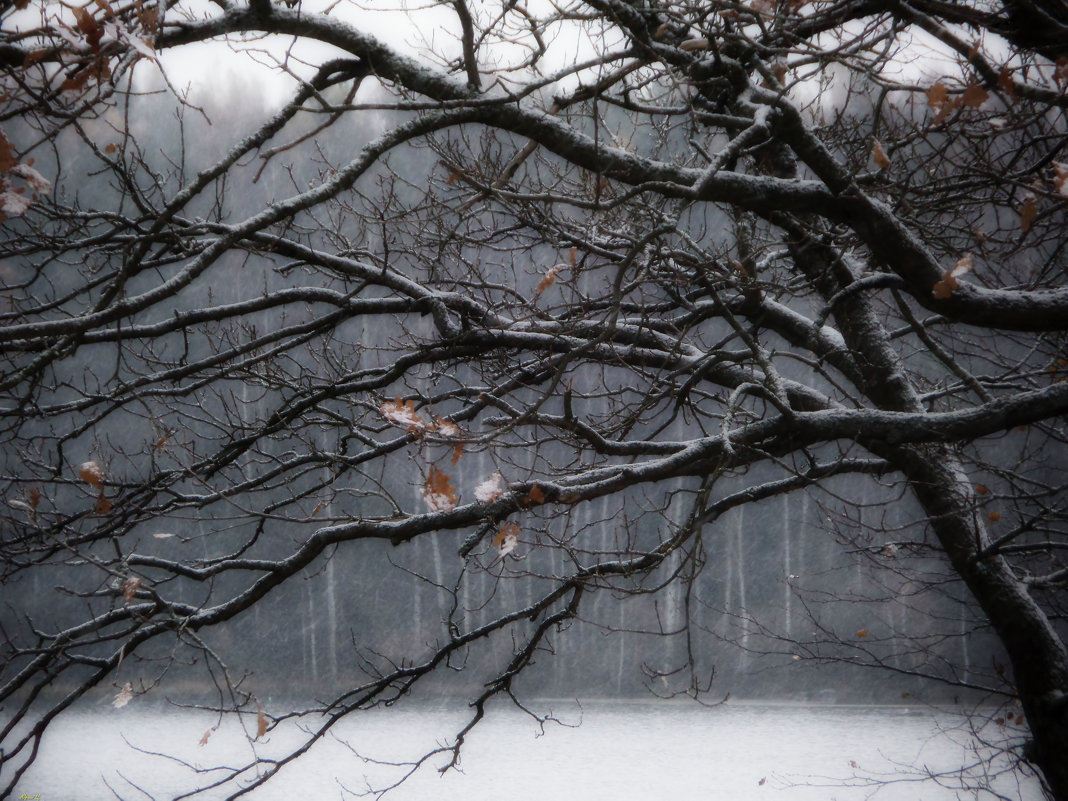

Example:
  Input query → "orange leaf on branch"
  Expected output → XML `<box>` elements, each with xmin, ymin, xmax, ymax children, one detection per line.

<box><xmin>1052</xmin><ymin>162</ymin><xmax>1068</xmax><ymax>198</ymax></box>
<box><xmin>380</xmin><ymin>398</ymin><xmax>425</xmax><ymax>431</ymax></box>
<box><xmin>122</xmin><ymin>576</ymin><xmax>142</xmax><ymax>603</ymax></box>
<box><xmin>1055</xmin><ymin>57</ymin><xmax>1068</xmax><ymax>87</ymax></box>
<box><xmin>423</xmin><ymin>465</ymin><xmax>458</xmax><ymax>512</ymax></box>
<box><xmin>91</xmin><ymin>0</ymin><xmax>117</xmax><ymax>19</ymax></box>
<box><xmin>932</xmin><ymin>253</ymin><xmax>973</xmax><ymax>299</ymax></box>
<box><xmin>926</xmin><ymin>81</ymin><xmax>953</xmax><ymax>119</ymax></box>
<box><xmin>493</xmin><ymin>521</ymin><xmax>520</xmax><ymax>557</ymax></box>
<box><xmin>79</xmin><ymin>460</ymin><xmax>104</xmax><ymax>489</ymax></box>
<box><xmin>535</xmin><ymin>265</ymin><xmax>561</xmax><ymax>295</ymax></box>
<box><xmin>0</xmin><ymin>130</ymin><xmax>16</xmax><ymax>173</ymax></box>
<box><xmin>71</xmin><ymin>6</ymin><xmax>103</xmax><ymax>51</ymax></box>
<box><xmin>870</xmin><ymin>139</ymin><xmax>890</xmax><ymax>170</ymax></box>
<box><xmin>960</xmin><ymin>82</ymin><xmax>989</xmax><ymax>108</ymax></box>
<box><xmin>135</xmin><ymin>0</ymin><xmax>159</xmax><ymax>34</ymax></box>
<box><xmin>931</xmin><ymin>275</ymin><xmax>957</xmax><ymax>299</ymax></box>
<box><xmin>1020</xmin><ymin>194</ymin><xmax>1038</xmax><ymax>232</ymax></box>
<box><xmin>997</xmin><ymin>67</ymin><xmax>1016</xmax><ymax>101</ymax></box>
<box><xmin>432</xmin><ymin>415</ymin><xmax>460</xmax><ymax>438</ymax></box>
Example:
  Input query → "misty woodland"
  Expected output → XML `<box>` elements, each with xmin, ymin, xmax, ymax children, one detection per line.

<box><xmin>1</xmin><ymin>0</ymin><xmax>1067</xmax><ymax>797</ymax></box>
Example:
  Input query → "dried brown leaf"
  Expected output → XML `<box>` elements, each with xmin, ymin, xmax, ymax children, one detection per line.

<box><xmin>138</xmin><ymin>6</ymin><xmax>159</xmax><ymax>33</ymax></box>
<box><xmin>1053</xmin><ymin>162</ymin><xmax>1068</xmax><ymax>198</ymax></box>
<box><xmin>0</xmin><ymin>130</ymin><xmax>15</xmax><ymax>174</ymax></box>
<box><xmin>771</xmin><ymin>60</ymin><xmax>788</xmax><ymax>85</ymax></box>
<box><xmin>423</xmin><ymin>465</ymin><xmax>458</xmax><ymax>512</ymax></box>
<box><xmin>71</xmin><ymin>6</ymin><xmax>102</xmax><ymax>50</ymax></box>
<box><xmin>380</xmin><ymin>398</ymin><xmax>425</xmax><ymax>431</ymax></box>
<box><xmin>729</xmin><ymin>259</ymin><xmax>750</xmax><ymax>279</ymax></box>
<box><xmin>199</xmin><ymin>728</ymin><xmax>212</xmax><ymax>747</ymax></box>
<box><xmin>432</xmin><ymin>415</ymin><xmax>460</xmax><ymax>438</ymax></box>
<box><xmin>122</xmin><ymin>576</ymin><xmax>142</xmax><ymax>603</ymax></box>
<box><xmin>997</xmin><ymin>67</ymin><xmax>1016</xmax><ymax>101</ymax></box>
<box><xmin>1056</xmin><ymin>57</ymin><xmax>1068</xmax><ymax>87</ymax></box>
<box><xmin>113</xmin><ymin>682</ymin><xmax>133</xmax><ymax>708</ymax></box>
<box><xmin>950</xmin><ymin>252</ymin><xmax>973</xmax><ymax>278</ymax></box>
<box><xmin>492</xmin><ymin>521</ymin><xmax>520</xmax><ymax>556</ymax></box>
<box><xmin>1020</xmin><ymin>194</ymin><xmax>1038</xmax><ymax>232</ymax></box>
<box><xmin>80</xmin><ymin>460</ymin><xmax>104</xmax><ymax>488</ymax></box>
<box><xmin>927</xmin><ymin>81</ymin><xmax>959</xmax><ymax>123</ymax></box>
<box><xmin>870</xmin><ymin>138</ymin><xmax>890</xmax><ymax>170</ymax></box>
<box><xmin>92</xmin><ymin>0</ymin><xmax>116</xmax><ymax>19</ymax></box>
<box><xmin>961</xmin><ymin>82</ymin><xmax>989</xmax><ymax>108</ymax></box>
<box><xmin>926</xmin><ymin>81</ymin><xmax>950</xmax><ymax>110</ymax></box>
<box><xmin>535</xmin><ymin>265</ymin><xmax>560</xmax><ymax>295</ymax></box>
<box><xmin>62</xmin><ymin>61</ymin><xmax>109</xmax><ymax>93</ymax></box>
<box><xmin>931</xmin><ymin>273</ymin><xmax>958</xmax><ymax>300</ymax></box>
<box><xmin>256</xmin><ymin>705</ymin><xmax>269</xmax><ymax>739</ymax></box>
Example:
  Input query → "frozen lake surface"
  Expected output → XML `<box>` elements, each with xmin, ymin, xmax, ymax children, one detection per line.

<box><xmin>15</xmin><ymin>699</ymin><xmax>1045</xmax><ymax>800</ymax></box>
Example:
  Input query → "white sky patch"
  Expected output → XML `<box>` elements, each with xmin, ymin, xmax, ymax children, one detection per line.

<box><xmin>147</xmin><ymin>0</ymin><xmax>468</xmax><ymax>105</ymax></box>
<box><xmin>137</xmin><ymin>0</ymin><xmax>617</xmax><ymax>108</ymax></box>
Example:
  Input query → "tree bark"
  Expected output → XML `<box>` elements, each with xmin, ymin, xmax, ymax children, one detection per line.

<box><xmin>897</xmin><ymin>446</ymin><xmax>1068</xmax><ymax>800</ymax></box>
